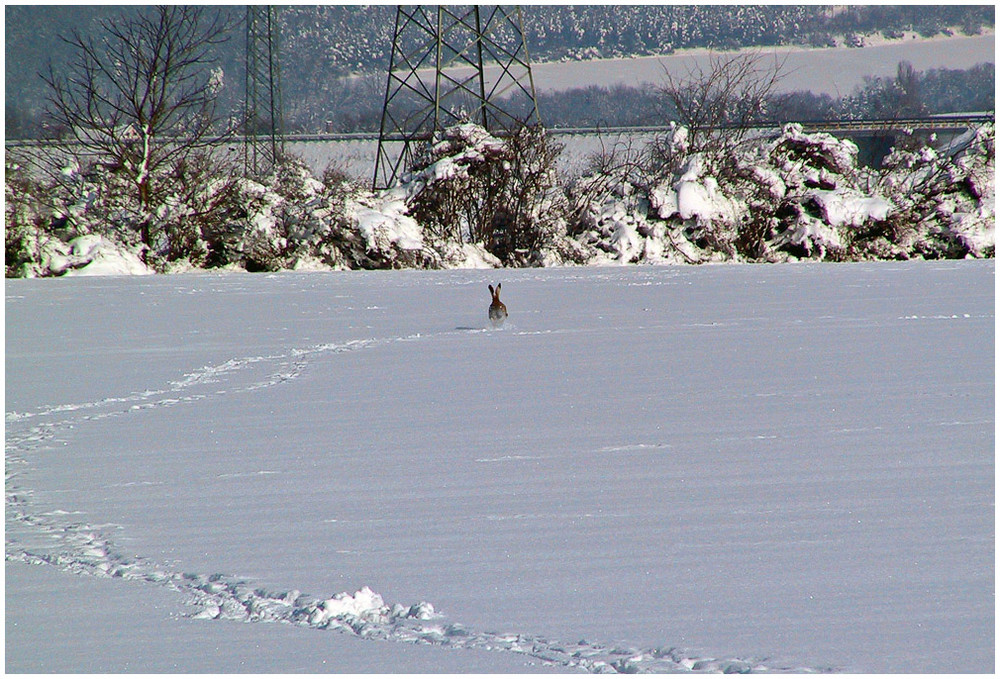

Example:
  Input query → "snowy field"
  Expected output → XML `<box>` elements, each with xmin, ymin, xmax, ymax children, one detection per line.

<box><xmin>5</xmin><ymin>261</ymin><xmax>994</xmax><ymax>673</ymax></box>
<box><xmin>396</xmin><ymin>32</ymin><xmax>994</xmax><ymax>100</ymax></box>
<box><xmin>526</xmin><ymin>32</ymin><xmax>995</xmax><ymax>97</ymax></box>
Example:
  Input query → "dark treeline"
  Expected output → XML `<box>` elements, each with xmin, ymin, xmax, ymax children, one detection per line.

<box><xmin>524</xmin><ymin>5</ymin><xmax>992</xmax><ymax>56</ymax></box>
<box><xmin>288</xmin><ymin>61</ymin><xmax>999</xmax><ymax>133</ymax></box>
<box><xmin>534</xmin><ymin>62</ymin><xmax>996</xmax><ymax>130</ymax></box>
<box><xmin>294</xmin><ymin>62</ymin><xmax>997</xmax><ymax>135</ymax></box>
<box><xmin>5</xmin><ymin>59</ymin><xmax>993</xmax><ymax>140</ymax></box>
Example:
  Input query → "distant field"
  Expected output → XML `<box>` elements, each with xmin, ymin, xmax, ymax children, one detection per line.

<box><xmin>354</xmin><ymin>32</ymin><xmax>994</xmax><ymax>99</ymax></box>
<box><xmin>525</xmin><ymin>32</ymin><xmax>995</xmax><ymax>96</ymax></box>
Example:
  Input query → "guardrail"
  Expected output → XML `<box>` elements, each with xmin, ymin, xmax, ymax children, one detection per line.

<box><xmin>6</xmin><ymin>114</ymin><xmax>993</xmax><ymax>147</ymax></box>
<box><xmin>266</xmin><ymin>114</ymin><xmax>997</xmax><ymax>141</ymax></box>
<box><xmin>545</xmin><ymin>114</ymin><xmax>995</xmax><ymax>137</ymax></box>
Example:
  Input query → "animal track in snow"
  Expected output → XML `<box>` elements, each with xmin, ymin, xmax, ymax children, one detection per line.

<box><xmin>4</xmin><ymin>334</ymin><xmax>425</xmax><ymax>461</ymax></box>
<box><xmin>6</xmin><ymin>445</ymin><xmax>831</xmax><ymax>674</ymax></box>
<box><xmin>7</xmin><ymin>507</ymin><xmax>824</xmax><ymax>674</ymax></box>
<box><xmin>6</xmin><ymin>326</ymin><xmax>505</xmax><ymax>463</ymax></box>
<box><xmin>897</xmin><ymin>313</ymin><xmax>991</xmax><ymax>321</ymax></box>
<box><xmin>6</xmin><ymin>328</ymin><xmax>833</xmax><ymax>674</ymax></box>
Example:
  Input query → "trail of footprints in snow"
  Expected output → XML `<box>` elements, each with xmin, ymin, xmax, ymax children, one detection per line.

<box><xmin>6</xmin><ymin>329</ymin><xmax>464</xmax><ymax>434</ymax></box>
<box><xmin>7</xmin><ymin>515</ymin><xmax>819</xmax><ymax>675</ymax></box>
<box><xmin>5</xmin><ymin>335</ymin><xmax>414</xmax><ymax>452</ymax></box>
<box><xmin>7</xmin><ymin>330</ymin><xmax>828</xmax><ymax>674</ymax></box>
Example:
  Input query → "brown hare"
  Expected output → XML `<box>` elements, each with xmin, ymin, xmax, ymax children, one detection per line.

<box><xmin>488</xmin><ymin>283</ymin><xmax>508</xmax><ymax>328</ymax></box>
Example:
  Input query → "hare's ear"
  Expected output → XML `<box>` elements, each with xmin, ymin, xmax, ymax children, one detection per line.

<box><xmin>488</xmin><ymin>284</ymin><xmax>495</xmax><ymax>296</ymax></box>
<box><xmin>496</xmin><ymin>283</ymin><xmax>501</xmax><ymax>293</ymax></box>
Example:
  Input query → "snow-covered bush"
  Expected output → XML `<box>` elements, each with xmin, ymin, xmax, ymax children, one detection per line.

<box><xmin>4</xmin><ymin>145</ymin><xmax>247</xmax><ymax>275</ymax></box>
<box><xmin>568</xmin><ymin>174</ymin><xmax>672</xmax><ymax>264</ymax></box>
<box><xmin>402</xmin><ymin>124</ymin><xmax>578</xmax><ymax>266</ymax></box>
<box><xmin>869</xmin><ymin>123</ymin><xmax>995</xmax><ymax>259</ymax></box>
<box><xmin>4</xmin><ymin>150</ymin><xmax>157</xmax><ymax>277</ymax></box>
<box><xmin>760</xmin><ymin>124</ymin><xmax>872</xmax><ymax>260</ymax></box>
<box><xmin>567</xmin><ymin>121</ymin><xmax>994</xmax><ymax>264</ymax></box>
<box><xmin>236</xmin><ymin>155</ymin><xmax>433</xmax><ymax>272</ymax></box>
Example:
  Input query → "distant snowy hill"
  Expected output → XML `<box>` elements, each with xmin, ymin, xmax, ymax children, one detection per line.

<box><xmin>5</xmin><ymin>5</ymin><xmax>994</xmax><ymax>133</ymax></box>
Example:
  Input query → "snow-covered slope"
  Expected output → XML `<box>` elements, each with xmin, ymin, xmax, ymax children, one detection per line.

<box><xmin>6</xmin><ymin>262</ymin><xmax>994</xmax><ymax>672</ymax></box>
<box><xmin>528</xmin><ymin>32</ymin><xmax>995</xmax><ymax>96</ymax></box>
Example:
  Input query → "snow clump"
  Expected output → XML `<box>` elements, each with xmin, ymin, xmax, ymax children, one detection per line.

<box><xmin>41</xmin><ymin>234</ymin><xmax>152</xmax><ymax>277</ymax></box>
<box><xmin>297</xmin><ymin>586</ymin><xmax>437</xmax><ymax>634</ymax></box>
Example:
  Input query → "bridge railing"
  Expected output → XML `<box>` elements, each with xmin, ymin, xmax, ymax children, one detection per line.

<box><xmin>6</xmin><ymin>114</ymin><xmax>993</xmax><ymax>147</ymax></box>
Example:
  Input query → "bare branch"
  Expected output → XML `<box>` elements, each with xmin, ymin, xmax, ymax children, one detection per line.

<box><xmin>657</xmin><ymin>50</ymin><xmax>788</xmax><ymax>155</ymax></box>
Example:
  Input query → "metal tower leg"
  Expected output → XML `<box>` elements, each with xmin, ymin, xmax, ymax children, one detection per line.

<box><xmin>373</xmin><ymin>5</ymin><xmax>540</xmax><ymax>190</ymax></box>
<box><xmin>244</xmin><ymin>5</ymin><xmax>284</xmax><ymax>178</ymax></box>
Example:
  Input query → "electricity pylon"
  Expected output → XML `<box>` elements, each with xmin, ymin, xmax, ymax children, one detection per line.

<box><xmin>244</xmin><ymin>5</ymin><xmax>284</xmax><ymax>178</ymax></box>
<box><xmin>373</xmin><ymin>5</ymin><xmax>541</xmax><ymax>190</ymax></box>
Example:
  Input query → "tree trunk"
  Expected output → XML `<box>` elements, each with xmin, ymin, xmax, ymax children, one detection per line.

<box><xmin>138</xmin><ymin>180</ymin><xmax>152</xmax><ymax>259</ymax></box>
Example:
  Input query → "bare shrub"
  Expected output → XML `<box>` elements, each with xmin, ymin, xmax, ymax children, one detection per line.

<box><xmin>570</xmin><ymin>132</ymin><xmax>652</xmax><ymax>214</ymax></box>
<box><xmin>660</xmin><ymin>51</ymin><xmax>786</xmax><ymax>151</ymax></box>
<box><xmin>4</xmin><ymin>155</ymin><xmax>49</xmax><ymax>277</ymax></box>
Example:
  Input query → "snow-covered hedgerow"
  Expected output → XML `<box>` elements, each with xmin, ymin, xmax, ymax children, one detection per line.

<box><xmin>568</xmin><ymin>122</ymin><xmax>995</xmax><ymax>264</ymax></box>
<box><xmin>163</xmin><ymin>157</ymin><xmax>417</xmax><ymax>273</ymax></box>
<box><xmin>3</xmin><ymin>151</ymin><xmax>437</xmax><ymax>276</ymax></box>
<box><xmin>6</xmin><ymin>125</ymin><xmax>577</xmax><ymax>275</ymax></box>
<box><xmin>225</xmin><ymin>126</ymin><xmax>593</xmax><ymax>271</ymax></box>
<box><xmin>5</xmin><ymin>122</ymin><xmax>994</xmax><ymax>277</ymax></box>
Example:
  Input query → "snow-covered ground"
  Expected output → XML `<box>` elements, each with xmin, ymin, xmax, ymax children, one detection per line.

<box><xmin>526</xmin><ymin>32</ymin><xmax>995</xmax><ymax>97</ymax></box>
<box><xmin>5</xmin><ymin>261</ymin><xmax>994</xmax><ymax>673</ymax></box>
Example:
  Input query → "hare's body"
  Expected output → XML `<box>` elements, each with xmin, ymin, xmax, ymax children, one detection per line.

<box><xmin>488</xmin><ymin>283</ymin><xmax>508</xmax><ymax>328</ymax></box>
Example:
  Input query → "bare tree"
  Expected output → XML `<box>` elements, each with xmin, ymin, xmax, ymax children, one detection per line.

<box><xmin>42</xmin><ymin>6</ymin><xmax>235</xmax><ymax>249</ymax></box>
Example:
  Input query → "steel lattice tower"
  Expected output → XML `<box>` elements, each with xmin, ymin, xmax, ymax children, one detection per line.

<box><xmin>244</xmin><ymin>5</ymin><xmax>284</xmax><ymax>178</ymax></box>
<box><xmin>373</xmin><ymin>5</ymin><xmax>540</xmax><ymax>190</ymax></box>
